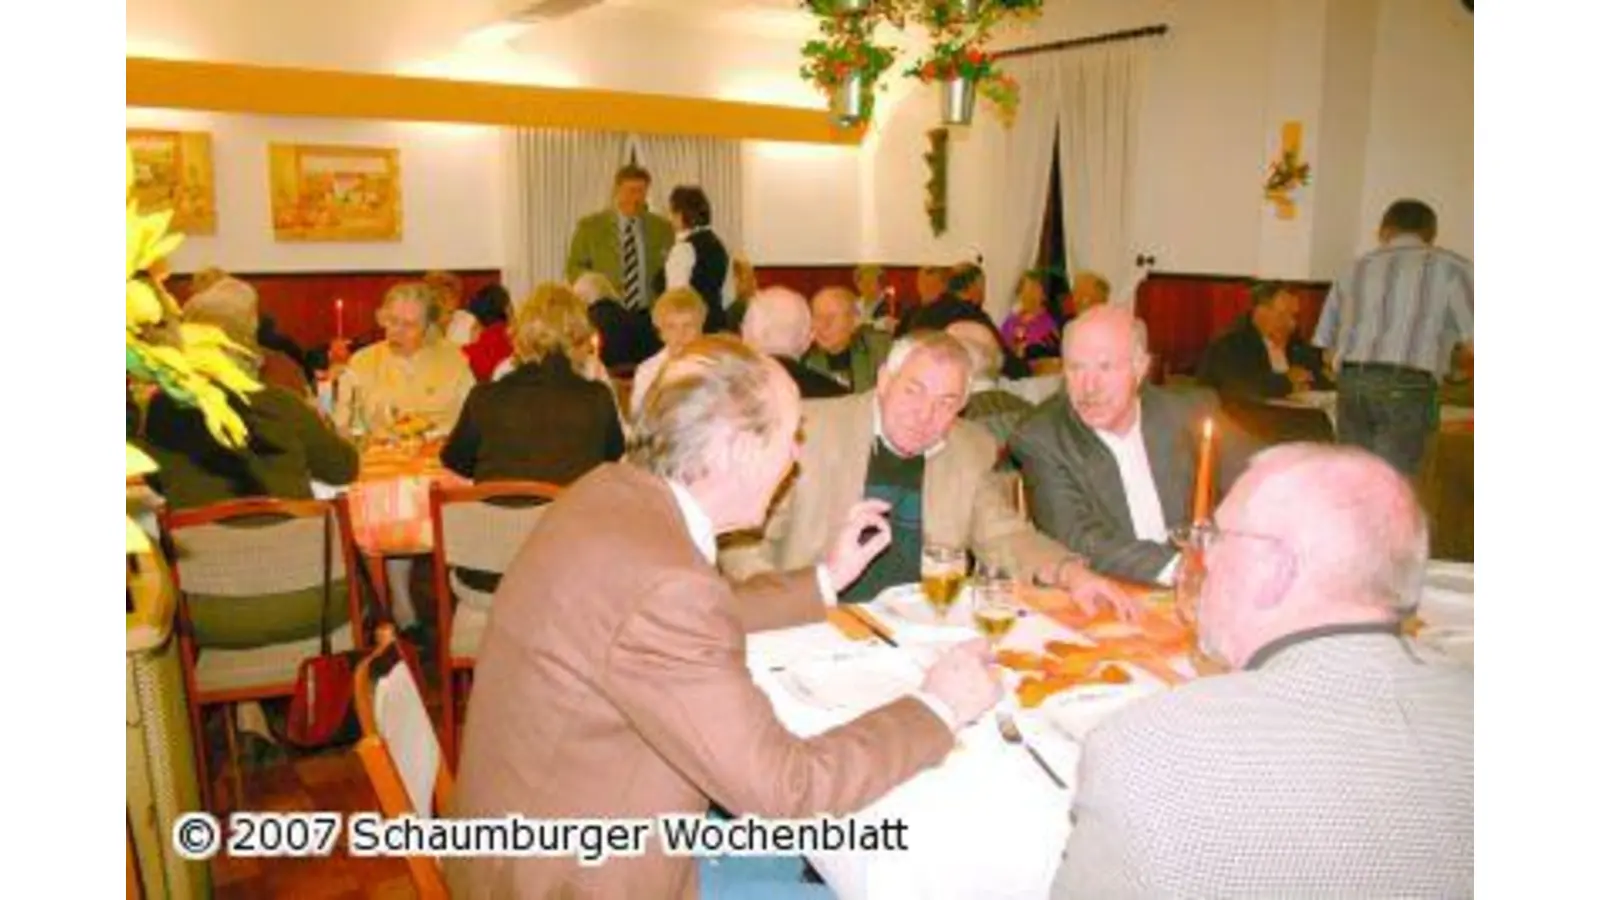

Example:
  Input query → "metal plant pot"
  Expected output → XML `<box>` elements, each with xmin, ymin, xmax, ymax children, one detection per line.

<box><xmin>836</xmin><ymin>0</ymin><xmax>873</xmax><ymax>13</ymax></box>
<box><xmin>954</xmin><ymin>0</ymin><xmax>983</xmax><ymax>19</ymax></box>
<box><xmin>831</xmin><ymin>72</ymin><xmax>870</xmax><ymax>126</ymax></box>
<box><xmin>941</xmin><ymin>75</ymin><xmax>978</xmax><ymax>126</ymax></box>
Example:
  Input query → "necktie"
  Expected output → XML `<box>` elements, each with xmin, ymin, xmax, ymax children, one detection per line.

<box><xmin>622</xmin><ymin>217</ymin><xmax>645</xmax><ymax>311</ymax></box>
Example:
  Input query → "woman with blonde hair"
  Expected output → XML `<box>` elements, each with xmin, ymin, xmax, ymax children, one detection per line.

<box><xmin>442</xmin><ymin>282</ymin><xmax>624</xmax><ymax>484</ymax></box>
<box><xmin>628</xmin><ymin>286</ymin><xmax>708</xmax><ymax>421</ymax></box>
<box><xmin>724</xmin><ymin>256</ymin><xmax>759</xmax><ymax>336</ymax></box>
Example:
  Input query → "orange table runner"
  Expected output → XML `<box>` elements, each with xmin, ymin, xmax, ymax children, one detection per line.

<box><xmin>347</xmin><ymin>440</ymin><xmax>467</xmax><ymax>555</ymax></box>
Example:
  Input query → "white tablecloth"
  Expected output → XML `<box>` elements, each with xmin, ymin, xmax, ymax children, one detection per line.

<box><xmin>746</xmin><ymin>593</ymin><xmax>1170</xmax><ymax>900</ymax></box>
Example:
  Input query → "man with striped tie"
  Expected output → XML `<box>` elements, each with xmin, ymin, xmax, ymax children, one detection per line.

<box><xmin>566</xmin><ymin>164</ymin><xmax>676</xmax><ymax>355</ymax></box>
<box><xmin>1314</xmin><ymin>199</ymin><xmax>1472</xmax><ymax>477</ymax></box>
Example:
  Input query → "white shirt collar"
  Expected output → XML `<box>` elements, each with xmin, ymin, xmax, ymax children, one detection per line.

<box><xmin>665</xmin><ymin>478</ymin><xmax>717</xmax><ymax>564</ymax></box>
<box><xmin>872</xmin><ymin>397</ymin><xmax>948</xmax><ymax>459</ymax></box>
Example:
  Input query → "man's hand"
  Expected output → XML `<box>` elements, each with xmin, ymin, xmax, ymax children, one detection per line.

<box><xmin>1286</xmin><ymin>366</ymin><xmax>1314</xmax><ymax>390</ymax></box>
<box><xmin>823</xmin><ymin>499</ymin><xmax>893</xmax><ymax>591</ymax></box>
<box><xmin>921</xmin><ymin>638</ymin><xmax>1003</xmax><ymax>729</ymax></box>
<box><xmin>1037</xmin><ymin>560</ymin><xmax>1138</xmax><ymax>621</ymax></box>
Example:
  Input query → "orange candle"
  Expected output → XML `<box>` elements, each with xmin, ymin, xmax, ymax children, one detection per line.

<box><xmin>335</xmin><ymin>298</ymin><xmax>345</xmax><ymax>341</ymax></box>
<box><xmin>1192</xmin><ymin>417</ymin><xmax>1215</xmax><ymax>524</ymax></box>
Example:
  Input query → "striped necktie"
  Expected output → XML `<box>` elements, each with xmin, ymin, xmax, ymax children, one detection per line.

<box><xmin>622</xmin><ymin>217</ymin><xmax>645</xmax><ymax>310</ymax></box>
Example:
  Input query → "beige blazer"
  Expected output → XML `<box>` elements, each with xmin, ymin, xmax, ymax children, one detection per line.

<box><xmin>446</xmin><ymin>463</ymin><xmax>953</xmax><ymax>899</ymax></box>
<box><xmin>721</xmin><ymin>392</ymin><xmax>1072</xmax><ymax>584</ymax></box>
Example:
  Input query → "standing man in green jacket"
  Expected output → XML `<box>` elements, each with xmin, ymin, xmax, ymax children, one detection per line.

<box><xmin>566</xmin><ymin>164</ymin><xmax>676</xmax><ymax>356</ymax></box>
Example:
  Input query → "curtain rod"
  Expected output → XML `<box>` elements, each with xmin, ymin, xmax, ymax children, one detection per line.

<box><xmin>991</xmin><ymin>24</ymin><xmax>1170</xmax><ymax>61</ymax></box>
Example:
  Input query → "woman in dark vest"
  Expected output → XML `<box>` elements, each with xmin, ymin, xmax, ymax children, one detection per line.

<box><xmin>657</xmin><ymin>184</ymin><xmax>731</xmax><ymax>333</ymax></box>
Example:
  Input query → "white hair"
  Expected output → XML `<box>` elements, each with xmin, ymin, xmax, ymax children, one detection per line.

<box><xmin>571</xmin><ymin>271</ymin><xmax>619</xmax><ymax>307</ymax></box>
<box><xmin>741</xmin><ymin>286</ymin><xmax>813</xmax><ymax>358</ymax></box>
<box><xmin>881</xmin><ymin>331</ymin><xmax>975</xmax><ymax>399</ymax></box>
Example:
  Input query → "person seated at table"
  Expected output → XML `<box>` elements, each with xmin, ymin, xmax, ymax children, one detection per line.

<box><xmin>184</xmin><ymin>276</ymin><xmax>311</xmax><ymax>399</ymax></box>
<box><xmin>1197</xmin><ymin>280</ymin><xmax>1331</xmax><ymax>400</ymax></box>
<box><xmin>333</xmin><ymin>281</ymin><xmax>475</xmax><ymax>437</ymax></box>
<box><xmin>897</xmin><ymin>264</ymin><xmax>1032</xmax><ymax>379</ymax></box>
<box><xmin>630</xmin><ymin>286</ymin><xmax>708</xmax><ymax>421</ymax></box>
<box><xmin>742</xmin><ymin>286</ymin><xmax>850</xmax><ymax>400</ymax></box>
<box><xmin>1068</xmin><ymin>269</ymin><xmax>1111</xmax><ymax>315</ymax></box>
<box><xmin>573</xmin><ymin>271</ymin><xmax>651</xmax><ymax>370</ymax></box>
<box><xmin>137</xmin><ymin>334</ymin><xmax>359</xmax><ymax>512</ymax></box>
<box><xmin>1000</xmin><ymin>271</ymin><xmax>1062</xmax><ymax>362</ymax></box>
<box><xmin>1010</xmin><ymin>306</ymin><xmax>1239</xmax><ymax>587</ymax></box>
<box><xmin>801</xmin><ymin>285</ymin><xmax>891</xmax><ymax>393</ymax></box>
<box><xmin>947</xmin><ymin>321</ymin><xmax>1034</xmax><ymax>447</ymax></box>
<box><xmin>424</xmin><ymin>269</ymin><xmax>475</xmax><ymax>346</ymax></box>
<box><xmin>449</xmin><ymin>335</ymin><xmax>1003</xmax><ymax>898</ymax></box>
<box><xmin>460</xmin><ymin>283</ymin><xmax>513</xmax><ymax>382</ymax></box>
<box><xmin>1052</xmin><ymin>443</ymin><xmax>1472</xmax><ymax>898</ymax></box>
<box><xmin>443</xmin><ymin>284</ymin><xmax>624</xmax><ymax>484</ymax></box>
<box><xmin>722</xmin><ymin>255</ymin><xmax>760</xmax><ymax>337</ymax></box>
<box><xmin>721</xmin><ymin>330</ymin><xmax>1129</xmax><ymax>616</ymax></box>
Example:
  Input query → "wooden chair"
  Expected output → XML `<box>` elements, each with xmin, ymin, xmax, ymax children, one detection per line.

<box><xmin>428</xmin><ymin>480</ymin><xmax>563</xmax><ymax>763</ymax></box>
<box><xmin>354</xmin><ymin>625</ymin><xmax>454</xmax><ymax>900</ymax></box>
<box><xmin>163</xmin><ymin>496</ymin><xmax>365</xmax><ymax>812</ymax></box>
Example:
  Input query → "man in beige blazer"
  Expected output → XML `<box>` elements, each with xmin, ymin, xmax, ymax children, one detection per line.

<box><xmin>1053</xmin><ymin>444</ymin><xmax>1473</xmax><ymax>897</ymax></box>
<box><xmin>447</xmin><ymin>337</ymin><xmax>1003</xmax><ymax>899</ymax></box>
<box><xmin>723</xmin><ymin>331</ymin><xmax>1130</xmax><ymax>614</ymax></box>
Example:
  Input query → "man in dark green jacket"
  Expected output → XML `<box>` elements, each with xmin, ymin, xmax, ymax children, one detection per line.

<box><xmin>802</xmin><ymin>286</ymin><xmax>892</xmax><ymax>393</ymax></box>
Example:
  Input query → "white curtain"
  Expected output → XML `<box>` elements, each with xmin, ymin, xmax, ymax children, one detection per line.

<box><xmin>633</xmin><ymin>134</ymin><xmax>745</xmax><ymax>259</ymax></box>
<box><xmin>984</xmin><ymin>55</ymin><xmax>1063</xmax><ymax>325</ymax></box>
<box><xmin>501</xmin><ymin>128</ymin><xmax>628</xmax><ymax>303</ymax></box>
<box><xmin>1055</xmin><ymin>42</ymin><xmax>1149</xmax><ymax>306</ymax></box>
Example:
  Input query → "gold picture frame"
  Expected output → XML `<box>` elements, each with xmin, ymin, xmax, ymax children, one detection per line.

<box><xmin>127</xmin><ymin>129</ymin><xmax>217</xmax><ymax>235</ymax></box>
<box><xmin>269</xmin><ymin>143</ymin><xmax>402</xmax><ymax>241</ymax></box>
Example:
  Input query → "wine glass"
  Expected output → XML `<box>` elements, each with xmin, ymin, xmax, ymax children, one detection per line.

<box><xmin>1167</xmin><ymin>523</ymin><xmax>1230</xmax><ymax>677</ymax></box>
<box><xmin>972</xmin><ymin>560</ymin><xmax>1020</xmax><ymax>648</ymax></box>
<box><xmin>920</xmin><ymin>543</ymin><xmax>968</xmax><ymax>620</ymax></box>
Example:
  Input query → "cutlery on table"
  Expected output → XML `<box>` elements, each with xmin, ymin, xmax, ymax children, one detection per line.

<box><xmin>997</xmin><ymin>711</ymin><xmax>1068</xmax><ymax>790</ymax></box>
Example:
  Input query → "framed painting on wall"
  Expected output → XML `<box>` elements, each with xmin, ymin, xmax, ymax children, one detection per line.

<box><xmin>269</xmin><ymin>143</ymin><xmax>402</xmax><ymax>241</ymax></box>
<box><xmin>127</xmin><ymin>129</ymin><xmax>216</xmax><ymax>235</ymax></box>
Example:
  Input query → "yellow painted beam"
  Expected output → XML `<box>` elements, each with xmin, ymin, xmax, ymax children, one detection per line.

<box><xmin>126</xmin><ymin>57</ymin><xmax>863</xmax><ymax>146</ymax></box>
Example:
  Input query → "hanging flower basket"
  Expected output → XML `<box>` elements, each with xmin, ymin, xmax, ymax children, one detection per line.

<box><xmin>831</xmin><ymin>71</ymin><xmax>870</xmax><ymax>125</ymax></box>
<box><xmin>941</xmin><ymin>75</ymin><xmax>978</xmax><ymax>125</ymax></box>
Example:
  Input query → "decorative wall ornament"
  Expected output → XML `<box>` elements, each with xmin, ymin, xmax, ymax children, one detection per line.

<box><xmin>923</xmin><ymin>127</ymin><xmax>949</xmax><ymax>235</ymax></box>
<box><xmin>269</xmin><ymin>143</ymin><xmax>402</xmax><ymax>241</ymax></box>
<box><xmin>126</xmin><ymin>129</ymin><xmax>216</xmax><ymax>235</ymax></box>
<box><xmin>1264</xmin><ymin>121</ymin><xmax>1312</xmax><ymax>220</ymax></box>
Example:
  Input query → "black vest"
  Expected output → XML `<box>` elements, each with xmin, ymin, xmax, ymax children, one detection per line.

<box><xmin>655</xmin><ymin>229</ymin><xmax>730</xmax><ymax>333</ymax></box>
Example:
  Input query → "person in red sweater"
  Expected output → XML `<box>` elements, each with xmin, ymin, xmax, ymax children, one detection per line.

<box><xmin>462</xmin><ymin>283</ymin><xmax>513</xmax><ymax>382</ymax></box>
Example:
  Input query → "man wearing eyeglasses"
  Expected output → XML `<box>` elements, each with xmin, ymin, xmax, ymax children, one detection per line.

<box><xmin>1011</xmin><ymin>305</ymin><xmax>1237</xmax><ymax>586</ymax></box>
<box><xmin>722</xmin><ymin>330</ymin><xmax>1131</xmax><ymax>618</ymax></box>
<box><xmin>1052</xmin><ymin>444</ymin><xmax>1472</xmax><ymax>897</ymax></box>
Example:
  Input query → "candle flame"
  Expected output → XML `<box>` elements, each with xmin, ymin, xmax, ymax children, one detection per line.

<box><xmin>1202</xmin><ymin>417</ymin><xmax>1214</xmax><ymax>439</ymax></box>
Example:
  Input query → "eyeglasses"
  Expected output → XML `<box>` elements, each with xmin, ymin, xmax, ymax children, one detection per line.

<box><xmin>1169</xmin><ymin>522</ymin><xmax>1293</xmax><ymax>557</ymax></box>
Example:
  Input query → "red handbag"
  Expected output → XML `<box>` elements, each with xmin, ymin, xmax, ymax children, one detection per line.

<box><xmin>284</xmin><ymin>513</ymin><xmax>363</xmax><ymax>748</ymax></box>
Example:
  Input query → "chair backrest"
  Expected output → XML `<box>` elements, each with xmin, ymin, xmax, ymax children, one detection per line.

<box><xmin>162</xmin><ymin>497</ymin><xmax>357</xmax><ymax>598</ymax></box>
<box><xmin>354</xmin><ymin>627</ymin><xmax>453</xmax><ymax>900</ymax></box>
<box><xmin>428</xmin><ymin>481</ymin><xmax>563</xmax><ymax>575</ymax></box>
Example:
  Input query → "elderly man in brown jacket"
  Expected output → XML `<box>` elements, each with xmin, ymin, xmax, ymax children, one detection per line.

<box><xmin>447</xmin><ymin>336</ymin><xmax>1002</xmax><ymax>899</ymax></box>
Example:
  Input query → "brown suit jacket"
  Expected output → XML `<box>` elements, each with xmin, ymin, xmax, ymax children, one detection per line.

<box><xmin>721</xmin><ymin>392</ymin><xmax>1072</xmax><ymax>583</ymax></box>
<box><xmin>446</xmin><ymin>463</ymin><xmax>953</xmax><ymax>899</ymax></box>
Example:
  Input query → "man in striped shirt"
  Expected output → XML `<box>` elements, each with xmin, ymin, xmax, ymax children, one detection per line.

<box><xmin>1313</xmin><ymin>199</ymin><xmax>1473</xmax><ymax>476</ymax></box>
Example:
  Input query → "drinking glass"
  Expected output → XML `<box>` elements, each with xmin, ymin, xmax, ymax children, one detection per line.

<box><xmin>972</xmin><ymin>560</ymin><xmax>1020</xmax><ymax>648</ymax></box>
<box><xmin>920</xmin><ymin>543</ymin><xmax>968</xmax><ymax>619</ymax></box>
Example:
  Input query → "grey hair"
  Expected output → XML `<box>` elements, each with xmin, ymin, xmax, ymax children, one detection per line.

<box><xmin>1247</xmin><ymin>444</ymin><xmax>1431</xmax><ymax>613</ymax></box>
<box><xmin>184</xmin><ymin>277</ymin><xmax>262</xmax><ymax>373</ymax></box>
<box><xmin>379</xmin><ymin>281</ymin><xmax>441</xmax><ymax>325</ymax></box>
<box><xmin>945</xmin><ymin>321</ymin><xmax>1003</xmax><ymax>381</ymax></box>
<box><xmin>627</xmin><ymin>335</ymin><xmax>786</xmax><ymax>485</ymax></box>
<box><xmin>741</xmin><ymin>286</ymin><xmax>813</xmax><ymax>358</ymax></box>
<box><xmin>881</xmin><ymin>331</ymin><xmax>974</xmax><ymax>398</ymax></box>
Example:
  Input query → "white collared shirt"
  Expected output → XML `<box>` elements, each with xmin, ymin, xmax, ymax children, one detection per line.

<box><xmin>1091</xmin><ymin>405</ymin><xmax>1180</xmax><ymax>585</ymax></box>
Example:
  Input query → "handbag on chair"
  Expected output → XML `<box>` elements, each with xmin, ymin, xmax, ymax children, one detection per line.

<box><xmin>284</xmin><ymin>510</ymin><xmax>420</xmax><ymax>749</ymax></box>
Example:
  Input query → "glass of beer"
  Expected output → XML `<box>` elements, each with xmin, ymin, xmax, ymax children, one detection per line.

<box><xmin>920</xmin><ymin>543</ymin><xmax>968</xmax><ymax>619</ymax></box>
<box><xmin>973</xmin><ymin>561</ymin><xmax>1020</xmax><ymax>647</ymax></box>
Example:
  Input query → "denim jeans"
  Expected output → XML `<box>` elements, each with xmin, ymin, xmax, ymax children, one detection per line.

<box><xmin>1335</xmin><ymin>365</ymin><xmax>1438</xmax><ymax>477</ymax></box>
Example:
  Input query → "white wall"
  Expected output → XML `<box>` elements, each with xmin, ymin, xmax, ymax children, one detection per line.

<box><xmin>1357</xmin><ymin>0</ymin><xmax>1474</xmax><ymax>257</ymax></box>
<box><xmin>125</xmin><ymin>108</ymin><xmax>503</xmax><ymax>273</ymax></box>
<box><xmin>743</xmin><ymin>142</ymin><xmax>863</xmax><ymax>264</ymax></box>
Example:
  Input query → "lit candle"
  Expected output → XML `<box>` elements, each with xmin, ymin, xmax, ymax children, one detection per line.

<box><xmin>1192</xmin><ymin>417</ymin><xmax>1216</xmax><ymax>525</ymax></box>
<box><xmin>335</xmin><ymin>298</ymin><xmax>345</xmax><ymax>341</ymax></box>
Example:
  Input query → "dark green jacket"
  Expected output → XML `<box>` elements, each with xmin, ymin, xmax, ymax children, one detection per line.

<box><xmin>801</xmin><ymin>327</ymin><xmax>893</xmax><ymax>394</ymax></box>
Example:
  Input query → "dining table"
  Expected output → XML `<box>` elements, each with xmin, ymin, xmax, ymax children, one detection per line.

<box><xmin>748</xmin><ymin>565</ymin><xmax>1473</xmax><ymax>899</ymax></box>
